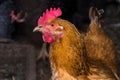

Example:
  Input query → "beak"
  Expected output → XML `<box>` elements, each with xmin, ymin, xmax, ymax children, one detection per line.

<box><xmin>33</xmin><ymin>26</ymin><xmax>42</xmax><ymax>32</ymax></box>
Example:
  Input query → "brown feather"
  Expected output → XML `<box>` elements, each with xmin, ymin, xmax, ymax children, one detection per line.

<box><xmin>49</xmin><ymin>18</ymin><xmax>89</xmax><ymax>79</ymax></box>
<box><xmin>48</xmin><ymin>18</ymin><xmax>118</xmax><ymax>80</ymax></box>
<box><xmin>85</xmin><ymin>7</ymin><xmax>119</xmax><ymax>80</ymax></box>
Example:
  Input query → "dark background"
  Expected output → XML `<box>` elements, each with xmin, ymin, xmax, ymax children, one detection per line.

<box><xmin>0</xmin><ymin>0</ymin><xmax>120</xmax><ymax>80</ymax></box>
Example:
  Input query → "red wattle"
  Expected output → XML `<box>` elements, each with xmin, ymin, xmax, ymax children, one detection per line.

<box><xmin>42</xmin><ymin>33</ymin><xmax>54</xmax><ymax>43</ymax></box>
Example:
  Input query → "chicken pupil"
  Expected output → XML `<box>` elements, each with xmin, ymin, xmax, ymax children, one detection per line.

<box><xmin>51</xmin><ymin>24</ymin><xmax>54</xmax><ymax>27</ymax></box>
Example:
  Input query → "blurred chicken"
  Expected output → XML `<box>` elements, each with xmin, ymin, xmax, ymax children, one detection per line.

<box><xmin>10</xmin><ymin>10</ymin><xmax>27</xmax><ymax>23</ymax></box>
<box><xmin>85</xmin><ymin>7</ymin><xmax>120</xmax><ymax>80</ymax></box>
<box><xmin>33</xmin><ymin>7</ymin><xmax>118</xmax><ymax>80</ymax></box>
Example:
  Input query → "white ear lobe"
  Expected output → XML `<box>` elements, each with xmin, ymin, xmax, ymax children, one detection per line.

<box><xmin>59</xmin><ymin>26</ymin><xmax>64</xmax><ymax>30</ymax></box>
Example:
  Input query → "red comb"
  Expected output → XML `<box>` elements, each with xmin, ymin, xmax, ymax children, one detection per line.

<box><xmin>38</xmin><ymin>8</ymin><xmax>62</xmax><ymax>26</ymax></box>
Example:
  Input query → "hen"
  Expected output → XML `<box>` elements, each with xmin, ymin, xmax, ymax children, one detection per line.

<box><xmin>33</xmin><ymin>7</ymin><xmax>89</xmax><ymax>80</ymax></box>
<box><xmin>85</xmin><ymin>7</ymin><xmax>120</xmax><ymax>80</ymax></box>
<box><xmin>33</xmin><ymin>7</ymin><xmax>118</xmax><ymax>80</ymax></box>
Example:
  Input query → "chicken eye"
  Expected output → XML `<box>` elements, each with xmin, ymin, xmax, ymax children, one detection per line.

<box><xmin>51</xmin><ymin>24</ymin><xmax>54</xmax><ymax>27</ymax></box>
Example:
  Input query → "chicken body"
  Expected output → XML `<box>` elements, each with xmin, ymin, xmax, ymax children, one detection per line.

<box><xmin>85</xmin><ymin>7</ymin><xmax>119</xmax><ymax>80</ymax></box>
<box><xmin>33</xmin><ymin>8</ymin><xmax>118</xmax><ymax>80</ymax></box>
<box><xmin>48</xmin><ymin>19</ymin><xmax>117</xmax><ymax>80</ymax></box>
<box><xmin>49</xmin><ymin>18</ymin><xmax>89</xmax><ymax>80</ymax></box>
